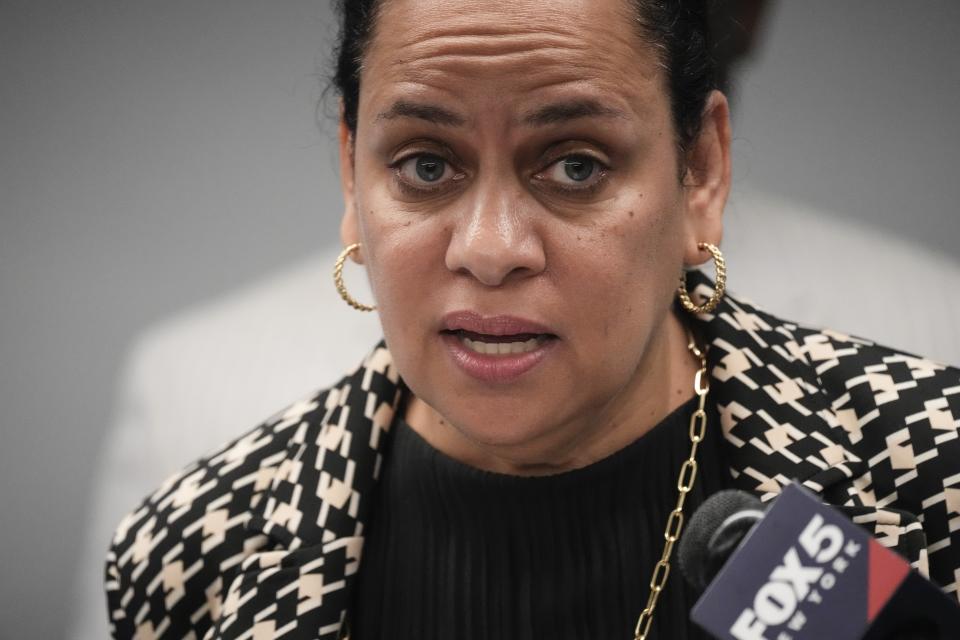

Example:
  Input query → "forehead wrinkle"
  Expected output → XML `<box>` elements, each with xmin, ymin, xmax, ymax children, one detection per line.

<box><xmin>370</xmin><ymin>0</ymin><xmax>651</xmax><ymax>74</ymax></box>
<box><xmin>389</xmin><ymin>38</ymin><xmax>592</xmax><ymax>84</ymax></box>
<box><xmin>388</xmin><ymin>45</ymin><xmax>629</xmax><ymax>96</ymax></box>
<box><xmin>382</xmin><ymin>5</ymin><xmax>590</xmax><ymax>49</ymax></box>
<box><xmin>373</xmin><ymin>18</ymin><xmax>656</xmax><ymax>90</ymax></box>
<box><xmin>377</xmin><ymin>13</ymin><xmax>595</xmax><ymax>76</ymax></box>
<box><xmin>363</xmin><ymin>2</ymin><xmax>668</xmax><ymax>131</ymax></box>
<box><xmin>397</xmin><ymin>29</ymin><xmax>591</xmax><ymax>62</ymax></box>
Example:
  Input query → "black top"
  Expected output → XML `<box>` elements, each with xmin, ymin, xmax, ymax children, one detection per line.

<box><xmin>350</xmin><ymin>396</ymin><xmax>730</xmax><ymax>640</ymax></box>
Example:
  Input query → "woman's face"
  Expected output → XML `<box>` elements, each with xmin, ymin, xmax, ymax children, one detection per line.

<box><xmin>340</xmin><ymin>0</ymin><xmax>728</xmax><ymax>464</ymax></box>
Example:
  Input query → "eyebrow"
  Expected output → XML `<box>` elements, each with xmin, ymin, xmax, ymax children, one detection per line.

<box><xmin>375</xmin><ymin>100</ymin><xmax>467</xmax><ymax>127</ymax></box>
<box><xmin>520</xmin><ymin>99</ymin><xmax>627</xmax><ymax>127</ymax></box>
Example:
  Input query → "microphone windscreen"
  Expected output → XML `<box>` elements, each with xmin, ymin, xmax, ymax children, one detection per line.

<box><xmin>677</xmin><ymin>489</ymin><xmax>763</xmax><ymax>591</ymax></box>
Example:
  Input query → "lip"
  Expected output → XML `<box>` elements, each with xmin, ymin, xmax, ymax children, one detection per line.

<box><xmin>441</xmin><ymin>311</ymin><xmax>557</xmax><ymax>337</ymax></box>
<box><xmin>440</xmin><ymin>311</ymin><xmax>559</xmax><ymax>384</ymax></box>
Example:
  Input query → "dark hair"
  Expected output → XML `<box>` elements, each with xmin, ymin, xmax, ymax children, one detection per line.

<box><xmin>332</xmin><ymin>0</ymin><xmax>718</xmax><ymax>156</ymax></box>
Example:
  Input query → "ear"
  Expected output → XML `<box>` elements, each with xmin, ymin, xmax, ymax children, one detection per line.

<box><xmin>338</xmin><ymin>105</ymin><xmax>364</xmax><ymax>264</ymax></box>
<box><xmin>681</xmin><ymin>90</ymin><xmax>731</xmax><ymax>267</ymax></box>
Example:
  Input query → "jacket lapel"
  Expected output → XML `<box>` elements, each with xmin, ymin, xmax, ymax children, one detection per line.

<box><xmin>249</xmin><ymin>342</ymin><xmax>402</xmax><ymax>547</ymax></box>
<box><xmin>686</xmin><ymin>270</ymin><xmax>926</xmax><ymax>570</ymax></box>
<box><xmin>215</xmin><ymin>344</ymin><xmax>404</xmax><ymax>638</ymax></box>
<box><xmin>685</xmin><ymin>269</ymin><xmax>865</xmax><ymax>500</ymax></box>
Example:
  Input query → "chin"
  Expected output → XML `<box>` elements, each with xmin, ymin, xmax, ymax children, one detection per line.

<box><xmin>440</xmin><ymin>394</ymin><xmax>567</xmax><ymax>450</ymax></box>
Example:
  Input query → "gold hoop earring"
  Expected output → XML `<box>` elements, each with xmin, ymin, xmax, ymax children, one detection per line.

<box><xmin>677</xmin><ymin>242</ymin><xmax>726</xmax><ymax>314</ymax></box>
<box><xmin>333</xmin><ymin>243</ymin><xmax>376</xmax><ymax>312</ymax></box>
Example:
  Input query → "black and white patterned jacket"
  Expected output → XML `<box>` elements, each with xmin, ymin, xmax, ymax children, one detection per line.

<box><xmin>105</xmin><ymin>272</ymin><xmax>960</xmax><ymax>639</ymax></box>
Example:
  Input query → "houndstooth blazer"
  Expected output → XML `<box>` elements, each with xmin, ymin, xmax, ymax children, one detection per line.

<box><xmin>105</xmin><ymin>271</ymin><xmax>960</xmax><ymax>639</ymax></box>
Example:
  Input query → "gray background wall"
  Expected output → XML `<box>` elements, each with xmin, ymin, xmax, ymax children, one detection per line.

<box><xmin>1</xmin><ymin>1</ymin><xmax>958</xmax><ymax>637</ymax></box>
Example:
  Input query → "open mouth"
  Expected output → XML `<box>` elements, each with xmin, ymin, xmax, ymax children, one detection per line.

<box><xmin>442</xmin><ymin>329</ymin><xmax>555</xmax><ymax>356</ymax></box>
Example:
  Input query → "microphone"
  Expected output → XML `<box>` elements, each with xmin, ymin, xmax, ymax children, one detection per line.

<box><xmin>678</xmin><ymin>489</ymin><xmax>766</xmax><ymax>592</ymax></box>
<box><xmin>677</xmin><ymin>483</ymin><xmax>959</xmax><ymax>640</ymax></box>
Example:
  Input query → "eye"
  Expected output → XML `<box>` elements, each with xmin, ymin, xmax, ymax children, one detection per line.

<box><xmin>395</xmin><ymin>153</ymin><xmax>456</xmax><ymax>187</ymax></box>
<box><xmin>536</xmin><ymin>154</ymin><xmax>607</xmax><ymax>190</ymax></box>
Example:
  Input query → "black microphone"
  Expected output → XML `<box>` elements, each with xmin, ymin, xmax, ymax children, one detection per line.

<box><xmin>677</xmin><ymin>483</ymin><xmax>959</xmax><ymax>640</ymax></box>
<box><xmin>678</xmin><ymin>489</ymin><xmax>766</xmax><ymax>592</ymax></box>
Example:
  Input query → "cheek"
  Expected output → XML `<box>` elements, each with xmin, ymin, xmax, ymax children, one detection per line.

<box><xmin>354</xmin><ymin>175</ymin><xmax>427</xmax><ymax>295</ymax></box>
<box><xmin>555</xmin><ymin>200</ymin><xmax>685</xmax><ymax>363</ymax></box>
<box><xmin>356</xmin><ymin>206</ymin><xmax>450</xmax><ymax>345</ymax></box>
<box><xmin>561</xmin><ymin>199</ymin><xmax>683</xmax><ymax>304</ymax></box>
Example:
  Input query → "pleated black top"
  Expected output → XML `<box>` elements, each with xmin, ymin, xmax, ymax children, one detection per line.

<box><xmin>349</xmin><ymin>395</ymin><xmax>729</xmax><ymax>640</ymax></box>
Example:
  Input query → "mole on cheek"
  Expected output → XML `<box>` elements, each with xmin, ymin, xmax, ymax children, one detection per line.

<box><xmin>628</xmin><ymin>210</ymin><xmax>635</xmax><ymax>218</ymax></box>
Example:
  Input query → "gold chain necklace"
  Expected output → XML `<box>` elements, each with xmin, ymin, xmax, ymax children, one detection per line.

<box><xmin>632</xmin><ymin>335</ymin><xmax>709</xmax><ymax>640</ymax></box>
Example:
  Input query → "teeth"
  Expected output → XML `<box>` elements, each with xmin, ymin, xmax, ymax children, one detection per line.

<box><xmin>461</xmin><ymin>336</ymin><xmax>543</xmax><ymax>355</ymax></box>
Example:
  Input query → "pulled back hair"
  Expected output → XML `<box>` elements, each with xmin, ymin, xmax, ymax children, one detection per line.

<box><xmin>332</xmin><ymin>0</ymin><xmax>719</xmax><ymax>157</ymax></box>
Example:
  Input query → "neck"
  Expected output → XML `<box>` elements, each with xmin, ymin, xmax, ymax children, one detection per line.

<box><xmin>404</xmin><ymin>307</ymin><xmax>701</xmax><ymax>476</ymax></box>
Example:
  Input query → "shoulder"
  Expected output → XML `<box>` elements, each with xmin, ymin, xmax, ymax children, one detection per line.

<box><xmin>788</xmin><ymin>322</ymin><xmax>959</xmax><ymax>439</ymax></box>
<box><xmin>104</xmin><ymin>338</ymin><xmax>404</xmax><ymax>639</ymax></box>
<box><xmin>104</xmin><ymin>385</ymin><xmax>333</xmax><ymax>638</ymax></box>
<box><xmin>794</xmin><ymin>323</ymin><xmax>960</xmax><ymax>596</ymax></box>
<box><xmin>694</xmin><ymin>275</ymin><xmax>959</xmax><ymax>442</ymax></box>
<box><xmin>696</xmin><ymin>279</ymin><xmax>960</xmax><ymax>596</ymax></box>
<box><xmin>709</xmin><ymin>285</ymin><xmax>959</xmax><ymax>480</ymax></box>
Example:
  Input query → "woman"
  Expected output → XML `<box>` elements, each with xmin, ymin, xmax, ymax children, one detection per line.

<box><xmin>105</xmin><ymin>1</ymin><xmax>960</xmax><ymax>638</ymax></box>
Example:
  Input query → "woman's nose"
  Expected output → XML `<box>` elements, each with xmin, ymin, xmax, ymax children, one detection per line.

<box><xmin>444</xmin><ymin>188</ymin><xmax>546</xmax><ymax>287</ymax></box>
